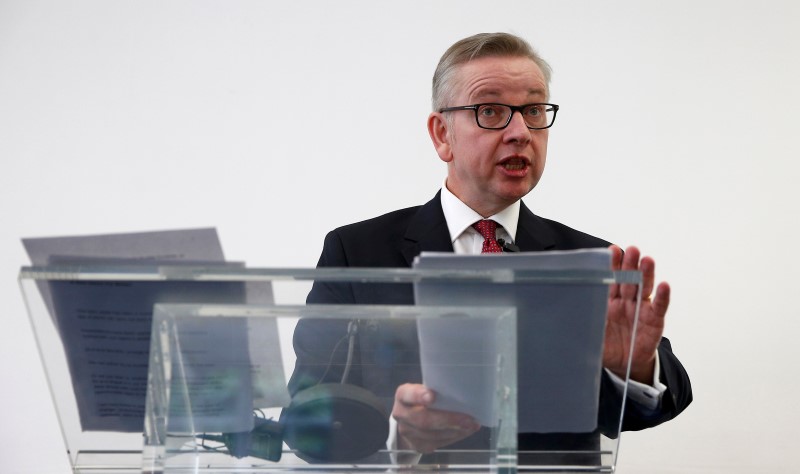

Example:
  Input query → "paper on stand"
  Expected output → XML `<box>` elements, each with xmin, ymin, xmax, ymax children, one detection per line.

<box><xmin>413</xmin><ymin>249</ymin><xmax>610</xmax><ymax>433</ymax></box>
<box><xmin>22</xmin><ymin>228</ymin><xmax>285</xmax><ymax>434</ymax></box>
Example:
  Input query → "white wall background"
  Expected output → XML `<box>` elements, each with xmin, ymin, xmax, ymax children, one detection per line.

<box><xmin>2</xmin><ymin>1</ymin><xmax>799</xmax><ymax>472</ymax></box>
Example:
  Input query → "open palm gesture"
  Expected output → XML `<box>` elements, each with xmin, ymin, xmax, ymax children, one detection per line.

<box><xmin>603</xmin><ymin>245</ymin><xmax>670</xmax><ymax>383</ymax></box>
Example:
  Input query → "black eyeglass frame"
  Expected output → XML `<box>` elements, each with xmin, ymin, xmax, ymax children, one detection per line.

<box><xmin>438</xmin><ymin>102</ymin><xmax>560</xmax><ymax>130</ymax></box>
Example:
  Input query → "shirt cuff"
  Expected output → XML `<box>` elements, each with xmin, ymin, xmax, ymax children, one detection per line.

<box><xmin>387</xmin><ymin>416</ymin><xmax>422</xmax><ymax>465</ymax></box>
<box><xmin>605</xmin><ymin>354</ymin><xmax>667</xmax><ymax>411</ymax></box>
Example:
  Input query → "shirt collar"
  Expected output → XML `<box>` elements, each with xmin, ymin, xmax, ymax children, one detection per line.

<box><xmin>440</xmin><ymin>179</ymin><xmax>520</xmax><ymax>244</ymax></box>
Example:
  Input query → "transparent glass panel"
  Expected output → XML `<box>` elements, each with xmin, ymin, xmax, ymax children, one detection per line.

<box><xmin>144</xmin><ymin>303</ymin><xmax>517</xmax><ymax>472</ymax></box>
<box><xmin>19</xmin><ymin>265</ymin><xmax>640</xmax><ymax>473</ymax></box>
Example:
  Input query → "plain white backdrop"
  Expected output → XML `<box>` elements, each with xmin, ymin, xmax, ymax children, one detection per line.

<box><xmin>2</xmin><ymin>1</ymin><xmax>799</xmax><ymax>472</ymax></box>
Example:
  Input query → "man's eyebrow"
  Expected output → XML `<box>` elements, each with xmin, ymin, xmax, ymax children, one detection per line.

<box><xmin>471</xmin><ymin>89</ymin><xmax>502</xmax><ymax>101</ymax></box>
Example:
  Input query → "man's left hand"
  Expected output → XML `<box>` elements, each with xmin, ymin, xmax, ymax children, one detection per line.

<box><xmin>603</xmin><ymin>245</ymin><xmax>670</xmax><ymax>384</ymax></box>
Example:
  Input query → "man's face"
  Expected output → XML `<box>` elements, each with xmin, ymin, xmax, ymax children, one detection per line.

<box><xmin>428</xmin><ymin>56</ymin><xmax>549</xmax><ymax>217</ymax></box>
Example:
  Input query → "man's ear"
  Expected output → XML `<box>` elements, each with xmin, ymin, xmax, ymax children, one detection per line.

<box><xmin>427</xmin><ymin>112</ymin><xmax>453</xmax><ymax>163</ymax></box>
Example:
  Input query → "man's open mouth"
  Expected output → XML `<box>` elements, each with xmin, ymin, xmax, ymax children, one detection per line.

<box><xmin>501</xmin><ymin>158</ymin><xmax>529</xmax><ymax>170</ymax></box>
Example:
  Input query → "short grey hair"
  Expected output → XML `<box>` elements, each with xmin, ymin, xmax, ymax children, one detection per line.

<box><xmin>431</xmin><ymin>32</ymin><xmax>552</xmax><ymax>111</ymax></box>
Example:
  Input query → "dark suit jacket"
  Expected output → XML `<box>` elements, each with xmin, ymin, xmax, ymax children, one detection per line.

<box><xmin>287</xmin><ymin>192</ymin><xmax>692</xmax><ymax>454</ymax></box>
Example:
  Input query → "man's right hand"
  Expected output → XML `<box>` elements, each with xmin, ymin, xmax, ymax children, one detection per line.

<box><xmin>392</xmin><ymin>383</ymin><xmax>481</xmax><ymax>454</ymax></box>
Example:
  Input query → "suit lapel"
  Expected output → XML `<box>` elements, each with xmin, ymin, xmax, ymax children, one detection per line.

<box><xmin>514</xmin><ymin>201</ymin><xmax>556</xmax><ymax>252</ymax></box>
<box><xmin>400</xmin><ymin>191</ymin><xmax>453</xmax><ymax>266</ymax></box>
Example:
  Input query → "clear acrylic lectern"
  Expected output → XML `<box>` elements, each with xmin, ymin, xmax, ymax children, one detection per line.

<box><xmin>19</xmin><ymin>264</ymin><xmax>641</xmax><ymax>473</ymax></box>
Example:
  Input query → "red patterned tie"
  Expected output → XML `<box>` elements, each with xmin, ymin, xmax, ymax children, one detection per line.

<box><xmin>472</xmin><ymin>219</ymin><xmax>504</xmax><ymax>253</ymax></box>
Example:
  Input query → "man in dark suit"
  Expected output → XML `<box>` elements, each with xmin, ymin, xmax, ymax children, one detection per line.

<box><xmin>287</xmin><ymin>32</ymin><xmax>691</xmax><ymax>458</ymax></box>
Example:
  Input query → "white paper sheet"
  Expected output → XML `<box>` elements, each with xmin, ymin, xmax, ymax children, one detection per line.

<box><xmin>22</xmin><ymin>228</ymin><xmax>279</xmax><ymax>433</ymax></box>
<box><xmin>413</xmin><ymin>249</ymin><xmax>611</xmax><ymax>433</ymax></box>
<box><xmin>417</xmin><ymin>315</ymin><xmax>502</xmax><ymax>426</ymax></box>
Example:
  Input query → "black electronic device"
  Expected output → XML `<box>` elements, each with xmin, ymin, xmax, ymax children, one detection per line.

<box><xmin>208</xmin><ymin>319</ymin><xmax>389</xmax><ymax>463</ymax></box>
<box><xmin>281</xmin><ymin>382</ymin><xmax>390</xmax><ymax>462</ymax></box>
<box><xmin>498</xmin><ymin>238</ymin><xmax>520</xmax><ymax>252</ymax></box>
<box><xmin>281</xmin><ymin>319</ymin><xmax>390</xmax><ymax>462</ymax></box>
<box><xmin>200</xmin><ymin>416</ymin><xmax>284</xmax><ymax>462</ymax></box>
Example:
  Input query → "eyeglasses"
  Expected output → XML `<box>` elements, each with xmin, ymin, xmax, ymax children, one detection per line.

<box><xmin>438</xmin><ymin>103</ymin><xmax>559</xmax><ymax>130</ymax></box>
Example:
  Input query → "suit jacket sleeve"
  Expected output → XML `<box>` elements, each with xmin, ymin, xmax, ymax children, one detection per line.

<box><xmin>618</xmin><ymin>338</ymin><xmax>693</xmax><ymax>431</ymax></box>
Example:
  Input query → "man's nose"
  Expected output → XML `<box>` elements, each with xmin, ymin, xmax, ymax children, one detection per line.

<box><xmin>503</xmin><ymin>110</ymin><xmax>532</xmax><ymax>143</ymax></box>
